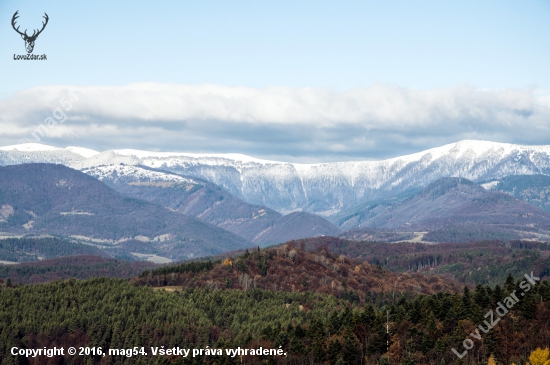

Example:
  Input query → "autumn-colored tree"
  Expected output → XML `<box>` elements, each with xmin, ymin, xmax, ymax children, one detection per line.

<box><xmin>487</xmin><ymin>354</ymin><xmax>496</xmax><ymax>365</ymax></box>
<box><xmin>527</xmin><ymin>347</ymin><xmax>550</xmax><ymax>365</ymax></box>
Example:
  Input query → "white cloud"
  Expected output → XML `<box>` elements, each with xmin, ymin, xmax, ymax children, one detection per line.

<box><xmin>0</xmin><ymin>83</ymin><xmax>549</xmax><ymax>161</ymax></box>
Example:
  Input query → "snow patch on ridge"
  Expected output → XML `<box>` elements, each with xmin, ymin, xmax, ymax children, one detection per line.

<box><xmin>114</xmin><ymin>149</ymin><xmax>282</xmax><ymax>165</ymax></box>
<box><xmin>65</xmin><ymin>146</ymin><xmax>100</xmax><ymax>158</ymax></box>
<box><xmin>480</xmin><ymin>181</ymin><xmax>499</xmax><ymax>190</ymax></box>
<box><xmin>82</xmin><ymin>164</ymin><xmax>196</xmax><ymax>184</ymax></box>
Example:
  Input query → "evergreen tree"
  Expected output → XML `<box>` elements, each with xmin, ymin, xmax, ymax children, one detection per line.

<box><xmin>460</xmin><ymin>286</ymin><xmax>473</xmax><ymax>320</ymax></box>
<box><xmin>342</xmin><ymin>326</ymin><xmax>360</xmax><ymax>365</ymax></box>
<box><xmin>492</xmin><ymin>284</ymin><xmax>505</xmax><ymax>303</ymax></box>
<box><xmin>504</xmin><ymin>273</ymin><xmax>516</xmax><ymax>294</ymax></box>
<box><xmin>328</xmin><ymin>338</ymin><xmax>343</xmax><ymax>365</ymax></box>
<box><xmin>474</xmin><ymin>284</ymin><xmax>491</xmax><ymax>309</ymax></box>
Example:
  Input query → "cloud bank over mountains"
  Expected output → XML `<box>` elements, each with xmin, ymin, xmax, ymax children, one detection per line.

<box><xmin>2</xmin><ymin>83</ymin><xmax>549</xmax><ymax>162</ymax></box>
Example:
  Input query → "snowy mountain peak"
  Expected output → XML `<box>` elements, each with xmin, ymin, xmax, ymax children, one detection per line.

<box><xmin>385</xmin><ymin>140</ymin><xmax>550</xmax><ymax>165</ymax></box>
<box><xmin>0</xmin><ymin>143</ymin><xmax>99</xmax><ymax>158</ymax></box>
<box><xmin>0</xmin><ymin>143</ymin><xmax>62</xmax><ymax>152</ymax></box>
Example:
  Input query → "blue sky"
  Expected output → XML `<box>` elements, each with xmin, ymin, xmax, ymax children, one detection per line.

<box><xmin>1</xmin><ymin>0</ymin><xmax>550</xmax><ymax>161</ymax></box>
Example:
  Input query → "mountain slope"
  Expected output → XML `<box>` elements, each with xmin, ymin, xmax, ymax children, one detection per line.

<box><xmin>328</xmin><ymin>190</ymin><xmax>419</xmax><ymax>231</ymax></box>
<box><xmin>380</xmin><ymin>178</ymin><xmax>550</xmax><ymax>230</ymax></box>
<box><xmin>482</xmin><ymin>175</ymin><xmax>550</xmax><ymax>213</ymax></box>
<box><xmin>336</xmin><ymin>177</ymin><xmax>550</xmax><ymax>242</ymax></box>
<box><xmin>365</xmin><ymin>177</ymin><xmax>550</xmax><ymax>230</ymax></box>
<box><xmin>81</xmin><ymin>164</ymin><xmax>339</xmax><ymax>245</ymax></box>
<box><xmin>0</xmin><ymin>164</ymin><xmax>251</xmax><ymax>258</ymax></box>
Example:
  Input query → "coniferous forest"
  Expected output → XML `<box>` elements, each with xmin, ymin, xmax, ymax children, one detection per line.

<box><xmin>0</xmin><ymin>244</ymin><xmax>549</xmax><ymax>365</ymax></box>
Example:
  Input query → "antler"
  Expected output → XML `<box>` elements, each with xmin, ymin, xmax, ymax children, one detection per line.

<box><xmin>34</xmin><ymin>13</ymin><xmax>49</xmax><ymax>38</ymax></box>
<box><xmin>11</xmin><ymin>11</ymin><xmax>27</xmax><ymax>37</ymax></box>
<box><xmin>25</xmin><ymin>13</ymin><xmax>50</xmax><ymax>39</ymax></box>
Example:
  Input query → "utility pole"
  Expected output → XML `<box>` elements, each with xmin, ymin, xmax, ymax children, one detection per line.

<box><xmin>386</xmin><ymin>309</ymin><xmax>389</xmax><ymax>352</ymax></box>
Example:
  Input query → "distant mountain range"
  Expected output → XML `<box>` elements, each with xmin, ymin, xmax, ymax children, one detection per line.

<box><xmin>2</xmin><ymin>140</ymin><xmax>550</xmax><ymax>215</ymax></box>
<box><xmin>2</xmin><ymin>141</ymin><xmax>550</xmax><ymax>254</ymax></box>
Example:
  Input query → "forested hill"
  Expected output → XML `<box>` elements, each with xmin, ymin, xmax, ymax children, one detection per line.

<box><xmin>0</xmin><ymin>255</ymin><xmax>155</xmax><ymax>284</ymax></box>
<box><xmin>136</xmin><ymin>244</ymin><xmax>461</xmax><ymax>298</ymax></box>
<box><xmin>289</xmin><ymin>236</ymin><xmax>550</xmax><ymax>286</ymax></box>
<box><xmin>0</xmin><ymin>275</ymin><xmax>549</xmax><ymax>364</ymax></box>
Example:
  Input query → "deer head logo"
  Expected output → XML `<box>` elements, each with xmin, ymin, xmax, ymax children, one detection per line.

<box><xmin>12</xmin><ymin>11</ymin><xmax>49</xmax><ymax>54</ymax></box>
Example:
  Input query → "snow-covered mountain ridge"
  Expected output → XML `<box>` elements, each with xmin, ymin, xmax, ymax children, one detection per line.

<box><xmin>2</xmin><ymin>140</ymin><xmax>550</xmax><ymax>214</ymax></box>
